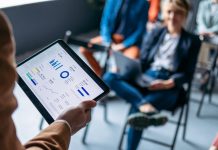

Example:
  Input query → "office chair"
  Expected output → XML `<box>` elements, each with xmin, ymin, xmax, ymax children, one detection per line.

<box><xmin>197</xmin><ymin>50</ymin><xmax>218</xmax><ymax>117</ymax></box>
<box><xmin>196</xmin><ymin>36</ymin><xmax>218</xmax><ymax>117</ymax></box>
<box><xmin>118</xmin><ymin>82</ymin><xmax>192</xmax><ymax>150</ymax></box>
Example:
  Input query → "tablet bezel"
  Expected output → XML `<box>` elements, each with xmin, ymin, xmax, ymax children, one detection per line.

<box><xmin>17</xmin><ymin>39</ymin><xmax>110</xmax><ymax>124</ymax></box>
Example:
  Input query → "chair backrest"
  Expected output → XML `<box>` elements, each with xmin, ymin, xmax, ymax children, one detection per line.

<box><xmin>169</xmin><ymin>81</ymin><xmax>192</xmax><ymax>113</ymax></box>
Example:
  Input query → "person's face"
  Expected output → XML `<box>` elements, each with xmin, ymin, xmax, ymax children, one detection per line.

<box><xmin>164</xmin><ymin>3</ymin><xmax>186</xmax><ymax>31</ymax></box>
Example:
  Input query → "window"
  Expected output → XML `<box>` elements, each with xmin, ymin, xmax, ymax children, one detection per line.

<box><xmin>0</xmin><ymin>0</ymin><xmax>54</xmax><ymax>9</ymax></box>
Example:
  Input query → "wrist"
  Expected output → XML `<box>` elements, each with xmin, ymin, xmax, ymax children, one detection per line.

<box><xmin>55</xmin><ymin>119</ymin><xmax>72</xmax><ymax>134</ymax></box>
<box><xmin>164</xmin><ymin>79</ymin><xmax>175</xmax><ymax>89</ymax></box>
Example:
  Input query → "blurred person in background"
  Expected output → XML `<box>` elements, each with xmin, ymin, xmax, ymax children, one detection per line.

<box><xmin>80</xmin><ymin>0</ymin><xmax>149</xmax><ymax>76</ymax></box>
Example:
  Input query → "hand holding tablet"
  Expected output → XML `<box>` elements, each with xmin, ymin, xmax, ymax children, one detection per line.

<box><xmin>57</xmin><ymin>100</ymin><xmax>96</xmax><ymax>135</ymax></box>
<box><xmin>17</xmin><ymin>40</ymin><xmax>110</xmax><ymax>124</ymax></box>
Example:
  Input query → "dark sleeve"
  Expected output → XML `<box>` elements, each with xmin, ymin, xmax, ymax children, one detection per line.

<box><xmin>170</xmin><ymin>35</ymin><xmax>202</xmax><ymax>87</ymax></box>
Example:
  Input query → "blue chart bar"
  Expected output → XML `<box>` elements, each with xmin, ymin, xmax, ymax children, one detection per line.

<box><xmin>50</xmin><ymin>60</ymin><xmax>58</xmax><ymax>66</ymax></box>
<box><xmin>82</xmin><ymin>87</ymin><xmax>89</xmax><ymax>95</ymax></box>
<box><xmin>54</xmin><ymin>62</ymin><xmax>61</xmax><ymax>68</ymax></box>
<box><xmin>31</xmin><ymin>79</ymin><xmax>37</xmax><ymax>85</ymax></box>
<box><xmin>55</xmin><ymin>65</ymin><xmax>63</xmax><ymax>70</ymax></box>
<box><xmin>26</xmin><ymin>72</ymin><xmax>37</xmax><ymax>86</ymax></box>
<box><xmin>49</xmin><ymin>59</ymin><xmax>63</xmax><ymax>70</ymax></box>
<box><xmin>78</xmin><ymin>90</ymin><xmax>84</xmax><ymax>96</ymax></box>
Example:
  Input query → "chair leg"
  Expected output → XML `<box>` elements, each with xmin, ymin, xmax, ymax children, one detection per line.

<box><xmin>208</xmin><ymin>89</ymin><xmax>213</xmax><ymax>103</ymax></box>
<box><xmin>183</xmin><ymin>103</ymin><xmax>189</xmax><ymax>141</ymax></box>
<box><xmin>39</xmin><ymin>118</ymin><xmax>44</xmax><ymax>130</ymax></box>
<box><xmin>171</xmin><ymin>106</ymin><xmax>184</xmax><ymax>150</ymax></box>
<box><xmin>197</xmin><ymin>90</ymin><xmax>206</xmax><ymax>117</ymax></box>
<box><xmin>118</xmin><ymin>106</ymin><xmax>133</xmax><ymax>150</ymax></box>
<box><xmin>102</xmin><ymin>101</ymin><xmax>109</xmax><ymax>123</ymax></box>
<box><xmin>118</xmin><ymin>122</ymin><xmax>128</xmax><ymax>150</ymax></box>
<box><xmin>82</xmin><ymin>110</ymin><xmax>94</xmax><ymax>144</ymax></box>
<box><xmin>208</xmin><ymin>78</ymin><xmax>215</xmax><ymax>103</ymax></box>
<box><xmin>82</xmin><ymin>124</ymin><xmax>90</xmax><ymax>144</ymax></box>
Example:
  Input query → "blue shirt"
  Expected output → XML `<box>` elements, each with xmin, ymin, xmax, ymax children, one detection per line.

<box><xmin>100</xmin><ymin>0</ymin><xmax>149</xmax><ymax>47</ymax></box>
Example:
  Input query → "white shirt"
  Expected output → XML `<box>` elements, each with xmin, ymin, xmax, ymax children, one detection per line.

<box><xmin>151</xmin><ymin>33</ymin><xmax>180</xmax><ymax>71</ymax></box>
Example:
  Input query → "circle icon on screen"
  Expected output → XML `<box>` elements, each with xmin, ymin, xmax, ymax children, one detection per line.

<box><xmin>60</xmin><ymin>71</ymin><xmax>69</xmax><ymax>78</ymax></box>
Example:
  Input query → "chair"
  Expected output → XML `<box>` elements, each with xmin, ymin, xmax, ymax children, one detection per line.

<box><xmin>196</xmin><ymin>50</ymin><xmax>218</xmax><ymax>117</ymax></box>
<box><xmin>196</xmin><ymin>36</ymin><xmax>218</xmax><ymax>117</ymax></box>
<box><xmin>118</xmin><ymin>82</ymin><xmax>192</xmax><ymax>150</ymax></box>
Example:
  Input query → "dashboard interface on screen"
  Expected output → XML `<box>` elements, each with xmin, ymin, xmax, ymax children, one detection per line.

<box><xmin>17</xmin><ymin>43</ymin><xmax>104</xmax><ymax>119</ymax></box>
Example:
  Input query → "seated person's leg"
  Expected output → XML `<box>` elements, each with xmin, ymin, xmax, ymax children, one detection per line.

<box><xmin>103</xmin><ymin>72</ymin><xmax>143</xmax><ymax>109</ymax></box>
<box><xmin>126</xmin><ymin>90</ymin><xmax>176</xmax><ymax>150</ymax></box>
<box><xmin>127</xmin><ymin>107</ymin><xmax>143</xmax><ymax>150</ymax></box>
<box><xmin>103</xmin><ymin>72</ymin><xmax>145</xmax><ymax>150</ymax></box>
<box><xmin>104</xmin><ymin>71</ymin><xmax>171</xmax><ymax>150</ymax></box>
<box><xmin>123</xmin><ymin>46</ymin><xmax>140</xmax><ymax>59</ymax></box>
<box><xmin>104</xmin><ymin>68</ymin><xmax>177</xmax><ymax>120</ymax></box>
<box><xmin>139</xmin><ymin>103</ymin><xmax>157</xmax><ymax>114</ymax></box>
<box><xmin>103</xmin><ymin>69</ymin><xmax>178</xmax><ymax>113</ymax></box>
<box><xmin>103</xmin><ymin>71</ymin><xmax>169</xmax><ymax>120</ymax></box>
<box><xmin>79</xmin><ymin>36</ymin><xmax>103</xmax><ymax>76</ymax></box>
<box><xmin>140</xmin><ymin>88</ymin><xmax>179</xmax><ymax>113</ymax></box>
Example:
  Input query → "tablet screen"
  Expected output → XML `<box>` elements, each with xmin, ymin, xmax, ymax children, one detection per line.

<box><xmin>17</xmin><ymin>42</ymin><xmax>105</xmax><ymax>120</ymax></box>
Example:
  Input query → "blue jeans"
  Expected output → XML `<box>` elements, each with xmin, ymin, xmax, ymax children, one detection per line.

<box><xmin>103</xmin><ymin>69</ymin><xmax>180</xmax><ymax>150</ymax></box>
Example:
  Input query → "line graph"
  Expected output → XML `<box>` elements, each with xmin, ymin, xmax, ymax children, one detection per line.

<box><xmin>43</xmin><ymin>85</ymin><xmax>58</xmax><ymax>94</ymax></box>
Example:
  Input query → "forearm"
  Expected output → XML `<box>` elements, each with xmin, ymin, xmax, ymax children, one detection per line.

<box><xmin>205</xmin><ymin>25</ymin><xmax>218</xmax><ymax>34</ymax></box>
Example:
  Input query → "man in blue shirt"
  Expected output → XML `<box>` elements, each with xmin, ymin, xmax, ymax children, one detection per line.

<box><xmin>80</xmin><ymin>0</ymin><xmax>149</xmax><ymax>76</ymax></box>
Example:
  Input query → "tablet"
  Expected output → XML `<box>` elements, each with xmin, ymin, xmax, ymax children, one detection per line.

<box><xmin>17</xmin><ymin>40</ymin><xmax>110</xmax><ymax>124</ymax></box>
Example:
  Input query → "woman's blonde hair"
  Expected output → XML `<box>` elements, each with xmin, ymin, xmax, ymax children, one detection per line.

<box><xmin>164</xmin><ymin>0</ymin><xmax>190</xmax><ymax>16</ymax></box>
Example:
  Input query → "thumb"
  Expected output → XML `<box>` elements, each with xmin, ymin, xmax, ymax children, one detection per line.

<box><xmin>79</xmin><ymin>100</ymin><xmax>96</xmax><ymax>110</ymax></box>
